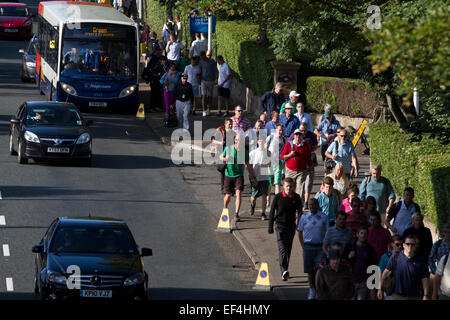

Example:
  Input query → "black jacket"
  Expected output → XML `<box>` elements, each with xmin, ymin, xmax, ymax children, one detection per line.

<box><xmin>174</xmin><ymin>81</ymin><xmax>194</xmax><ymax>103</ymax></box>
<box><xmin>259</xmin><ymin>89</ymin><xmax>284</xmax><ymax>115</ymax></box>
<box><xmin>268</xmin><ymin>192</ymin><xmax>302</xmax><ymax>232</ymax></box>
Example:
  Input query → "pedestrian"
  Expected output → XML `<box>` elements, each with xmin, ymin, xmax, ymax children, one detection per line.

<box><xmin>162</xmin><ymin>22</ymin><xmax>174</xmax><ymax>48</ymax></box>
<box><xmin>363</xmin><ymin>195</ymin><xmax>378</xmax><ymax>217</ymax></box>
<box><xmin>190</xmin><ymin>33</ymin><xmax>207</xmax><ymax>58</ymax></box>
<box><xmin>367</xmin><ymin>211</ymin><xmax>392</xmax><ymax>262</ymax></box>
<box><xmin>385</xmin><ymin>187</ymin><xmax>421</xmax><ymax>236</ymax></box>
<box><xmin>432</xmin><ymin>236</ymin><xmax>450</xmax><ymax>300</ymax></box>
<box><xmin>140</xmin><ymin>24</ymin><xmax>150</xmax><ymax>43</ymax></box>
<box><xmin>268</xmin><ymin>177</ymin><xmax>303</xmax><ymax>281</ymax></box>
<box><xmin>297</xmin><ymin>198</ymin><xmax>328</xmax><ymax>300</ymax></box>
<box><xmin>324</xmin><ymin>128</ymin><xmax>359</xmax><ymax>180</ymax></box>
<box><xmin>323</xmin><ymin>211</ymin><xmax>354</xmax><ymax>258</ymax></box>
<box><xmin>317</xmin><ymin>103</ymin><xmax>337</xmax><ymax>126</ymax></box>
<box><xmin>281</xmin><ymin>129</ymin><xmax>312</xmax><ymax>198</ymax></box>
<box><xmin>316</xmin><ymin>177</ymin><xmax>340</xmax><ymax>226</ymax></box>
<box><xmin>377</xmin><ymin>234</ymin><xmax>430</xmax><ymax>300</ymax></box>
<box><xmin>326</xmin><ymin>162</ymin><xmax>349</xmax><ymax>203</ymax></box>
<box><xmin>346</xmin><ymin>197</ymin><xmax>369</xmax><ymax>240</ymax></box>
<box><xmin>314</xmin><ymin>107</ymin><xmax>341</xmax><ymax>162</ymax></box>
<box><xmin>176</xmin><ymin>49</ymin><xmax>190</xmax><ymax>74</ymax></box>
<box><xmin>315</xmin><ymin>248</ymin><xmax>355</xmax><ymax>300</ymax></box>
<box><xmin>174</xmin><ymin>15</ymin><xmax>182</xmax><ymax>42</ymax></box>
<box><xmin>279</xmin><ymin>103</ymin><xmax>300</xmax><ymax>138</ymax></box>
<box><xmin>166</xmin><ymin>33</ymin><xmax>184</xmax><ymax>65</ymax></box>
<box><xmin>174</xmin><ymin>73</ymin><xmax>194</xmax><ymax>131</ymax></box>
<box><xmin>220</xmin><ymin>134</ymin><xmax>257</xmax><ymax>222</ymax></box>
<box><xmin>230</xmin><ymin>105</ymin><xmax>251</xmax><ymax>135</ymax></box>
<box><xmin>259</xmin><ymin>82</ymin><xmax>285</xmax><ymax>116</ymax></box>
<box><xmin>429</xmin><ymin>223</ymin><xmax>450</xmax><ymax>276</ymax></box>
<box><xmin>317</xmin><ymin>241</ymin><xmax>352</xmax><ymax>273</ymax></box>
<box><xmin>216</xmin><ymin>55</ymin><xmax>232</xmax><ymax>117</ymax></box>
<box><xmin>294</xmin><ymin>102</ymin><xmax>314</xmax><ymax>133</ymax></box>
<box><xmin>339</xmin><ymin>184</ymin><xmax>364</xmax><ymax>214</ymax></box>
<box><xmin>297</xmin><ymin>123</ymin><xmax>318</xmax><ymax>210</ymax></box>
<box><xmin>162</xmin><ymin>15</ymin><xmax>175</xmax><ymax>34</ymax></box>
<box><xmin>280</xmin><ymin>90</ymin><xmax>300</xmax><ymax>114</ymax></box>
<box><xmin>146</xmin><ymin>31</ymin><xmax>163</xmax><ymax>57</ymax></box>
<box><xmin>113</xmin><ymin>0</ymin><xmax>125</xmax><ymax>14</ymax></box>
<box><xmin>159</xmin><ymin>62</ymin><xmax>179</xmax><ymax>116</ymax></box>
<box><xmin>183</xmin><ymin>57</ymin><xmax>201</xmax><ymax>115</ymax></box>
<box><xmin>258</xmin><ymin>113</ymin><xmax>268</xmax><ymax>127</ymax></box>
<box><xmin>247</xmin><ymin>120</ymin><xmax>265</xmax><ymax>152</ymax></box>
<box><xmin>265</xmin><ymin>111</ymin><xmax>280</xmax><ymax>137</ymax></box>
<box><xmin>403</xmin><ymin>212</ymin><xmax>433</xmax><ymax>260</ymax></box>
<box><xmin>145</xmin><ymin>54</ymin><xmax>167</xmax><ymax>112</ymax></box>
<box><xmin>359</xmin><ymin>164</ymin><xmax>396</xmax><ymax>216</ymax></box>
<box><xmin>199</xmin><ymin>50</ymin><xmax>217</xmax><ymax>117</ymax></box>
<box><xmin>212</xmin><ymin>119</ymin><xmax>235</xmax><ymax>195</ymax></box>
<box><xmin>249</xmin><ymin>136</ymin><xmax>271</xmax><ymax>220</ymax></box>
<box><xmin>266</xmin><ymin>124</ymin><xmax>286</xmax><ymax>195</ymax></box>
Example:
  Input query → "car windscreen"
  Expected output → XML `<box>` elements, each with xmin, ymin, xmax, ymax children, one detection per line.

<box><xmin>0</xmin><ymin>6</ymin><xmax>29</xmax><ymax>17</ymax></box>
<box><xmin>25</xmin><ymin>106</ymin><xmax>82</xmax><ymax>126</ymax></box>
<box><xmin>49</xmin><ymin>226</ymin><xmax>138</xmax><ymax>255</ymax></box>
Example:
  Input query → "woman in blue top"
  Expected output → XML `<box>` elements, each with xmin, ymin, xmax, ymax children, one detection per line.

<box><xmin>160</xmin><ymin>62</ymin><xmax>180</xmax><ymax>116</ymax></box>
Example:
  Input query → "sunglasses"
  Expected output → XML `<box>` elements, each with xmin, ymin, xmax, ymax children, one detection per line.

<box><xmin>236</xmin><ymin>110</ymin><xmax>243</xmax><ymax>112</ymax></box>
<box><xmin>404</xmin><ymin>243</ymin><xmax>416</xmax><ymax>246</ymax></box>
<box><xmin>394</xmin><ymin>243</ymin><xmax>403</xmax><ymax>247</ymax></box>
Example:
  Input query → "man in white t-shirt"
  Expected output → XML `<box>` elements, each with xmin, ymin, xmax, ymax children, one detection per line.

<box><xmin>166</xmin><ymin>33</ymin><xmax>184</xmax><ymax>64</ymax></box>
<box><xmin>183</xmin><ymin>57</ymin><xmax>201</xmax><ymax>115</ymax></box>
<box><xmin>217</xmin><ymin>55</ymin><xmax>232</xmax><ymax>117</ymax></box>
<box><xmin>190</xmin><ymin>33</ymin><xmax>207</xmax><ymax>58</ymax></box>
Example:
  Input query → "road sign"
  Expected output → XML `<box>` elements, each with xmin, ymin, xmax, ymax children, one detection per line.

<box><xmin>216</xmin><ymin>208</ymin><xmax>231</xmax><ymax>233</ymax></box>
<box><xmin>190</xmin><ymin>16</ymin><xmax>216</xmax><ymax>34</ymax></box>
<box><xmin>253</xmin><ymin>262</ymin><xmax>271</xmax><ymax>291</ymax></box>
<box><xmin>352</xmin><ymin>120</ymin><xmax>368</xmax><ymax>147</ymax></box>
<box><xmin>136</xmin><ymin>103</ymin><xmax>145</xmax><ymax>120</ymax></box>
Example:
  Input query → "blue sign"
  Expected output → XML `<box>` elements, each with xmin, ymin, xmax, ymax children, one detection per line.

<box><xmin>190</xmin><ymin>16</ymin><xmax>216</xmax><ymax>34</ymax></box>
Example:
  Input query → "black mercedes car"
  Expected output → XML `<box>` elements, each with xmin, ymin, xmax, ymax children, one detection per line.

<box><xmin>32</xmin><ymin>217</ymin><xmax>152</xmax><ymax>301</ymax></box>
<box><xmin>9</xmin><ymin>101</ymin><xmax>93</xmax><ymax>165</ymax></box>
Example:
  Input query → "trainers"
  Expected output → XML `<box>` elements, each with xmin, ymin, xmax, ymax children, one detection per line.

<box><xmin>308</xmin><ymin>288</ymin><xmax>316</xmax><ymax>300</ymax></box>
<box><xmin>282</xmin><ymin>271</ymin><xmax>289</xmax><ymax>281</ymax></box>
<box><xmin>261</xmin><ymin>213</ymin><xmax>267</xmax><ymax>221</ymax></box>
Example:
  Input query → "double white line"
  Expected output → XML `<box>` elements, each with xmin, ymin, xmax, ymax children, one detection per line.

<box><xmin>1</xmin><ymin>192</ymin><xmax>14</xmax><ymax>292</ymax></box>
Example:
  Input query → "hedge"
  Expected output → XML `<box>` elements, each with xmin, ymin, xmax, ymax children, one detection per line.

<box><xmin>369</xmin><ymin>123</ymin><xmax>450</xmax><ymax>232</ymax></box>
<box><xmin>305</xmin><ymin>76</ymin><xmax>383</xmax><ymax>118</ymax></box>
<box><xmin>146</xmin><ymin>0</ymin><xmax>170</xmax><ymax>39</ymax></box>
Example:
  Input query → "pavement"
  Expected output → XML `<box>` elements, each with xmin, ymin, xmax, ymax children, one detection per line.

<box><xmin>137</xmin><ymin>79</ymin><xmax>371</xmax><ymax>300</ymax></box>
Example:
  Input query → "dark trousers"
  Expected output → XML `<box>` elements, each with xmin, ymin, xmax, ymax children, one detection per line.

<box><xmin>275</xmin><ymin>225</ymin><xmax>296</xmax><ymax>275</ymax></box>
<box><xmin>320</xmin><ymin>143</ymin><xmax>329</xmax><ymax>161</ymax></box>
<box><xmin>150</xmin><ymin>81</ymin><xmax>162</xmax><ymax>110</ymax></box>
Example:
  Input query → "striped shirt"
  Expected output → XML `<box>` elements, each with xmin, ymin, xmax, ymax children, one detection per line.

<box><xmin>231</xmin><ymin>116</ymin><xmax>251</xmax><ymax>134</ymax></box>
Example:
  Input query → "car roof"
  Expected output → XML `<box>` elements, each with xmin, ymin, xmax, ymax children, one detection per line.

<box><xmin>57</xmin><ymin>217</ymin><xmax>128</xmax><ymax>228</ymax></box>
<box><xmin>0</xmin><ymin>3</ymin><xmax>29</xmax><ymax>7</ymax></box>
<box><xmin>26</xmin><ymin>101</ymin><xmax>77</xmax><ymax>109</ymax></box>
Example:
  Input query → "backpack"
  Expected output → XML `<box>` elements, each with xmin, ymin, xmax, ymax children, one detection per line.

<box><xmin>147</xmin><ymin>38</ymin><xmax>162</xmax><ymax>56</ymax></box>
<box><xmin>281</xmin><ymin>140</ymin><xmax>295</xmax><ymax>164</ymax></box>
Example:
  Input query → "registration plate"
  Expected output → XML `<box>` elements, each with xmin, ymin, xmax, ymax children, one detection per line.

<box><xmin>4</xmin><ymin>29</ymin><xmax>18</xmax><ymax>33</ymax></box>
<box><xmin>80</xmin><ymin>290</ymin><xmax>112</xmax><ymax>298</ymax></box>
<box><xmin>89</xmin><ymin>102</ymin><xmax>107</xmax><ymax>107</ymax></box>
<box><xmin>47</xmin><ymin>147</ymin><xmax>70</xmax><ymax>153</ymax></box>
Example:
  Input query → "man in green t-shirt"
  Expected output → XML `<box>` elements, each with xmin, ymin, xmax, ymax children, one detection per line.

<box><xmin>220</xmin><ymin>134</ymin><xmax>258</xmax><ymax>221</ymax></box>
<box><xmin>280</xmin><ymin>90</ymin><xmax>300</xmax><ymax>114</ymax></box>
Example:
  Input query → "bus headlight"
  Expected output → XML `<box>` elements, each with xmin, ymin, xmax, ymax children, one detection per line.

<box><xmin>119</xmin><ymin>85</ymin><xmax>136</xmax><ymax>98</ymax></box>
<box><xmin>61</xmin><ymin>82</ymin><xmax>78</xmax><ymax>96</ymax></box>
<box><xmin>24</xmin><ymin>130</ymin><xmax>40</xmax><ymax>144</ymax></box>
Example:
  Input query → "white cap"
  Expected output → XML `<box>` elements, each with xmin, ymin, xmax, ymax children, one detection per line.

<box><xmin>289</xmin><ymin>90</ymin><xmax>300</xmax><ymax>98</ymax></box>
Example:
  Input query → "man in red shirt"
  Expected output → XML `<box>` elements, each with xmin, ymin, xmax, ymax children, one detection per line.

<box><xmin>280</xmin><ymin>129</ymin><xmax>312</xmax><ymax>197</ymax></box>
<box><xmin>367</xmin><ymin>211</ymin><xmax>392</xmax><ymax>262</ymax></box>
<box><xmin>346</xmin><ymin>197</ymin><xmax>369</xmax><ymax>240</ymax></box>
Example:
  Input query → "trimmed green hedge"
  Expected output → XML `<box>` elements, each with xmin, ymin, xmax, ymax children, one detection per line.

<box><xmin>305</xmin><ymin>76</ymin><xmax>383</xmax><ymax>118</ymax></box>
<box><xmin>215</xmin><ymin>21</ymin><xmax>274</xmax><ymax>95</ymax></box>
<box><xmin>369</xmin><ymin>123</ymin><xmax>450</xmax><ymax>232</ymax></box>
<box><xmin>146</xmin><ymin>0</ymin><xmax>170</xmax><ymax>38</ymax></box>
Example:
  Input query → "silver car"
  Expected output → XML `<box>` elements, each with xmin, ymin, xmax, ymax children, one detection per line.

<box><xmin>19</xmin><ymin>33</ymin><xmax>37</xmax><ymax>82</ymax></box>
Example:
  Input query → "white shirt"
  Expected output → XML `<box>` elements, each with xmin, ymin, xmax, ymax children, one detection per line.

<box><xmin>249</xmin><ymin>148</ymin><xmax>270</xmax><ymax>181</ymax></box>
<box><xmin>166</xmin><ymin>41</ymin><xmax>184</xmax><ymax>61</ymax></box>
<box><xmin>184</xmin><ymin>64</ymin><xmax>201</xmax><ymax>86</ymax></box>
<box><xmin>176</xmin><ymin>21</ymin><xmax>182</xmax><ymax>41</ymax></box>
<box><xmin>218</xmin><ymin>62</ymin><xmax>231</xmax><ymax>89</ymax></box>
<box><xmin>190</xmin><ymin>39</ymin><xmax>207</xmax><ymax>57</ymax></box>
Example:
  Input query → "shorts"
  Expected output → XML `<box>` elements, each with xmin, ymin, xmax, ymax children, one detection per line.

<box><xmin>191</xmin><ymin>84</ymin><xmax>200</xmax><ymax>98</ymax></box>
<box><xmin>251</xmin><ymin>180</ymin><xmax>270</xmax><ymax>198</ymax></box>
<box><xmin>218</xmin><ymin>87</ymin><xmax>230</xmax><ymax>98</ymax></box>
<box><xmin>302</xmin><ymin>244</ymin><xmax>325</xmax><ymax>274</ymax></box>
<box><xmin>201</xmin><ymin>80</ymin><xmax>214</xmax><ymax>96</ymax></box>
<box><xmin>223</xmin><ymin>176</ymin><xmax>244</xmax><ymax>195</ymax></box>
<box><xmin>304</xmin><ymin>168</ymin><xmax>314</xmax><ymax>193</ymax></box>
<box><xmin>272</xmin><ymin>162</ymin><xmax>283</xmax><ymax>185</ymax></box>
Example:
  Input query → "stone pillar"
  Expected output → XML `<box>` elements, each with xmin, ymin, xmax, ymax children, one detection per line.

<box><xmin>270</xmin><ymin>61</ymin><xmax>302</xmax><ymax>96</ymax></box>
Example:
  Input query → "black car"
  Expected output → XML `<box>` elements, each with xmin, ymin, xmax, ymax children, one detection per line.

<box><xmin>19</xmin><ymin>33</ymin><xmax>37</xmax><ymax>82</ymax></box>
<box><xmin>9</xmin><ymin>101</ymin><xmax>93</xmax><ymax>165</ymax></box>
<box><xmin>32</xmin><ymin>217</ymin><xmax>153</xmax><ymax>301</ymax></box>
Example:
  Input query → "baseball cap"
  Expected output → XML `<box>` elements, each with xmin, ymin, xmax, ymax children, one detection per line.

<box><xmin>294</xmin><ymin>129</ymin><xmax>302</xmax><ymax>135</ymax></box>
<box><xmin>289</xmin><ymin>90</ymin><xmax>300</xmax><ymax>98</ymax></box>
<box><xmin>181</xmin><ymin>73</ymin><xmax>188</xmax><ymax>79</ymax></box>
<box><xmin>328</xmin><ymin>249</ymin><xmax>341</xmax><ymax>260</ymax></box>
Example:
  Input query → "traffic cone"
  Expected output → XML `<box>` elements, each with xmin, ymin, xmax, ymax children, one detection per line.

<box><xmin>253</xmin><ymin>262</ymin><xmax>272</xmax><ymax>291</ymax></box>
<box><xmin>136</xmin><ymin>103</ymin><xmax>145</xmax><ymax>120</ymax></box>
<box><xmin>216</xmin><ymin>208</ymin><xmax>231</xmax><ymax>233</ymax></box>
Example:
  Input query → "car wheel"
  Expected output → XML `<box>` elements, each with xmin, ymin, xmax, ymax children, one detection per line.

<box><xmin>18</xmin><ymin>140</ymin><xmax>28</xmax><ymax>164</ymax></box>
<box><xmin>9</xmin><ymin>134</ymin><xmax>17</xmax><ymax>155</ymax></box>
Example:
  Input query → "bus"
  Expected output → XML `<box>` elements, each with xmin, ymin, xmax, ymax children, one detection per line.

<box><xmin>35</xmin><ymin>1</ymin><xmax>139</xmax><ymax>110</ymax></box>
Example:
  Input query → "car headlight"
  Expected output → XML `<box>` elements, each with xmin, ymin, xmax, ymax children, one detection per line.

<box><xmin>26</xmin><ymin>61</ymin><xmax>36</xmax><ymax>68</ymax></box>
<box><xmin>123</xmin><ymin>273</ymin><xmax>145</xmax><ymax>286</ymax></box>
<box><xmin>23</xmin><ymin>20</ymin><xmax>32</xmax><ymax>27</ymax></box>
<box><xmin>119</xmin><ymin>85</ymin><xmax>136</xmax><ymax>98</ymax></box>
<box><xmin>61</xmin><ymin>82</ymin><xmax>78</xmax><ymax>96</ymax></box>
<box><xmin>24</xmin><ymin>130</ymin><xmax>40</xmax><ymax>143</ymax></box>
<box><xmin>76</xmin><ymin>133</ymin><xmax>91</xmax><ymax>144</ymax></box>
<box><xmin>47</xmin><ymin>271</ymin><xmax>67</xmax><ymax>285</ymax></box>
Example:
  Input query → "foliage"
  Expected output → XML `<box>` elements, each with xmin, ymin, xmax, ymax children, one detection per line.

<box><xmin>369</xmin><ymin>123</ymin><xmax>450</xmax><ymax>229</ymax></box>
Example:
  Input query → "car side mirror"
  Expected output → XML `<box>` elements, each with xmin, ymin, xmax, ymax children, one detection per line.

<box><xmin>32</xmin><ymin>244</ymin><xmax>44</xmax><ymax>254</ymax></box>
<box><xmin>141</xmin><ymin>248</ymin><xmax>152</xmax><ymax>257</ymax></box>
<box><xmin>10</xmin><ymin>118</ymin><xmax>20</xmax><ymax>124</ymax></box>
<box><xmin>18</xmin><ymin>49</ymin><xmax>25</xmax><ymax>55</ymax></box>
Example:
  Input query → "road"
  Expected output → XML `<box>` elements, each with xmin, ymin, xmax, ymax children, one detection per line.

<box><xmin>0</xmin><ymin>0</ymin><xmax>274</xmax><ymax>300</ymax></box>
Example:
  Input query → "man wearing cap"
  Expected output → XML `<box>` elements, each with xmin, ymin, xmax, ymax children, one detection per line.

<box><xmin>279</xmin><ymin>103</ymin><xmax>300</xmax><ymax>138</ymax></box>
<box><xmin>314</xmin><ymin>107</ymin><xmax>341</xmax><ymax>161</ymax></box>
<box><xmin>280</xmin><ymin>128</ymin><xmax>312</xmax><ymax>197</ymax></box>
<box><xmin>316</xmin><ymin>248</ymin><xmax>355</xmax><ymax>300</ymax></box>
<box><xmin>174</xmin><ymin>73</ymin><xmax>194</xmax><ymax>131</ymax></box>
<box><xmin>259</xmin><ymin>83</ymin><xmax>285</xmax><ymax>115</ymax></box>
<box><xmin>280</xmin><ymin>90</ymin><xmax>300</xmax><ymax>114</ymax></box>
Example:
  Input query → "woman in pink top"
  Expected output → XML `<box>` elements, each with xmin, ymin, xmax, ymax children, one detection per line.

<box><xmin>339</xmin><ymin>184</ymin><xmax>364</xmax><ymax>214</ymax></box>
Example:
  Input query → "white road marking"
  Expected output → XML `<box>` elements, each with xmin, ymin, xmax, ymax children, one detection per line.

<box><xmin>6</xmin><ymin>278</ymin><xmax>13</xmax><ymax>291</ymax></box>
<box><xmin>3</xmin><ymin>245</ymin><xmax>10</xmax><ymax>257</ymax></box>
<box><xmin>0</xmin><ymin>216</ymin><xmax>5</xmax><ymax>225</ymax></box>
